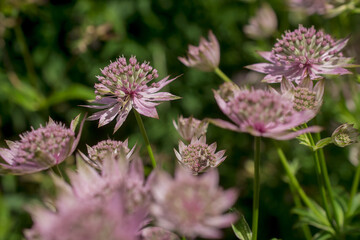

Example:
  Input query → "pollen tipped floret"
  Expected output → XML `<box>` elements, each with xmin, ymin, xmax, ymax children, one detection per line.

<box><xmin>331</xmin><ymin>124</ymin><xmax>360</xmax><ymax>147</ymax></box>
<box><xmin>151</xmin><ymin>167</ymin><xmax>238</xmax><ymax>239</ymax></box>
<box><xmin>173</xmin><ymin>116</ymin><xmax>208</xmax><ymax>142</ymax></box>
<box><xmin>293</xmin><ymin>87</ymin><xmax>317</xmax><ymax>111</ymax></box>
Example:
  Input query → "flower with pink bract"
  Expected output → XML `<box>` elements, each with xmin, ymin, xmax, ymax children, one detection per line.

<box><xmin>173</xmin><ymin>115</ymin><xmax>208</xmax><ymax>142</ymax></box>
<box><xmin>210</xmin><ymin>83</ymin><xmax>322</xmax><ymax>140</ymax></box>
<box><xmin>246</xmin><ymin>25</ymin><xmax>354</xmax><ymax>84</ymax></box>
<box><xmin>151</xmin><ymin>167</ymin><xmax>238</xmax><ymax>239</ymax></box>
<box><xmin>85</xmin><ymin>56</ymin><xmax>180</xmax><ymax>133</ymax></box>
<box><xmin>0</xmin><ymin>115</ymin><xmax>85</xmax><ymax>175</ymax></box>
<box><xmin>178</xmin><ymin>30</ymin><xmax>220</xmax><ymax>72</ymax></box>
<box><xmin>141</xmin><ymin>227</ymin><xmax>180</xmax><ymax>240</ymax></box>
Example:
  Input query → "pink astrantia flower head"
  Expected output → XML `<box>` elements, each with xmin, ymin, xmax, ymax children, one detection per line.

<box><xmin>0</xmin><ymin>115</ymin><xmax>85</xmax><ymax>175</ymax></box>
<box><xmin>79</xmin><ymin>139</ymin><xmax>136</xmax><ymax>170</ymax></box>
<box><xmin>288</xmin><ymin>0</ymin><xmax>330</xmax><ymax>15</ymax></box>
<box><xmin>271</xmin><ymin>75</ymin><xmax>325</xmax><ymax>112</ymax></box>
<box><xmin>85</xmin><ymin>56</ymin><xmax>180</xmax><ymax>133</ymax></box>
<box><xmin>151</xmin><ymin>167</ymin><xmax>238</xmax><ymax>239</ymax></box>
<box><xmin>211</xmin><ymin>83</ymin><xmax>321</xmax><ymax>140</ymax></box>
<box><xmin>246</xmin><ymin>24</ymin><xmax>354</xmax><ymax>84</ymax></box>
<box><xmin>173</xmin><ymin>115</ymin><xmax>208</xmax><ymax>142</ymax></box>
<box><xmin>244</xmin><ymin>3</ymin><xmax>277</xmax><ymax>39</ymax></box>
<box><xmin>174</xmin><ymin>136</ymin><xmax>226</xmax><ymax>175</ymax></box>
<box><xmin>178</xmin><ymin>30</ymin><xmax>220</xmax><ymax>72</ymax></box>
<box><xmin>332</xmin><ymin>123</ymin><xmax>360</xmax><ymax>147</ymax></box>
<box><xmin>141</xmin><ymin>227</ymin><xmax>180</xmax><ymax>240</ymax></box>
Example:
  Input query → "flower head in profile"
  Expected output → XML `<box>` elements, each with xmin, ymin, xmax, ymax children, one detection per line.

<box><xmin>244</xmin><ymin>3</ymin><xmax>277</xmax><ymax>39</ymax></box>
<box><xmin>271</xmin><ymin>76</ymin><xmax>325</xmax><ymax>112</ymax></box>
<box><xmin>178</xmin><ymin>30</ymin><xmax>220</xmax><ymax>72</ymax></box>
<box><xmin>246</xmin><ymin>25</ymin><xmax>353</xmax><ymax>84</ymax></box>
<box><xmin>211</xmin><ymin>83</ymin><xmax>321</xmax><ymax>140</ymax></box>
<box><xmin>151</xmin><ymin>167</ymin><xmax>238</xmax><ymax>239</ymax></box>
<box><xmin>141</xmin><ymin>227</ymin><xmax>180</xmax><ymax>240</ymax></box>
<box><xmin>0</xmin><ymin>115</ymin><xmax>85</xmax><ymax>175</ymax></box>
<box><xmin>332</xmin><ymin>123</ymin><xmax>360</xmax><ymax>147</ymax></box>
<box><xmin>288</xmin><ymin>0</ymin><xmax>329</xmax><ymax>15</ymax></box>
<box><xmin>174</xmin><ymin>136</ymin><xmax>226</xmax><ymax>175</ymax></box>
<box><xmin>79</xmin><ymin>139</ymin><xmax>136</xmax><ymax>169</ymax></box>
<box><xmin>85</xmin><ymin>56</ymin><xmax>180</xmax><ymax>133</ymax></box>
<box><xmin>173</xmin><ymin>115</ymin><xmax>208</xmax><ymax>142</ymax></box>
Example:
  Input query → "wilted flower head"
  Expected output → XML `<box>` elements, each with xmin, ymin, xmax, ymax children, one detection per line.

<box><xmin>174</xmin><ymin>136</ymin><xmax>226</xmax><ymax>175</ymax></box>
<box><xmin>0</xmin><ymin>115</ymin><xmax>84</xmax><ymax>175</ymax></box>
<box><xmin>85</xmin><ymin>56</ymin><xmax>180</xmax><ymax>133</ymax></box>
<box><xmin>332</xmin><ymin>123</ymin><xmax>359</xmax><ymax>147</ymax></box>
<box><xmin>246</xmin><ymin>24</ymin><xmax>353</xmax><ymax>84</ymax></box>
<box><xmin>244</xmin><ymin>3</ymin><xmax>277</xmax><ymax>39</ymax></box>
<box><xmin>151</xmin><ymin>167</ymin><xmax>238</xmax><ymax>239</ymax></box>
<box><xmin>173</xmin><ymin>115</ymin><xmax>208</xmax><ymax>142</ymax></box>
<box><xmin>79</xmin><ymin>139</ymin><xmax>136</xmax><ymax>169</ymax></box>
<box><xmin>178</xmin><ymin>30</ymin><xmax>220</xmax><ymax>72</ymax></box>
<box><xmin>271</xmin><ymin>76</ymin><xmax>325</xmax><ymax>112</ymax></box>
<box><xmin>211</xmin><ymin>83</ymin><xmax>321</xmax><ymax>140</ymax></box>
<box><xmin>141</xmin><ymin>227</ymin><xmax>180</xmax><ymax>240</ymax></box>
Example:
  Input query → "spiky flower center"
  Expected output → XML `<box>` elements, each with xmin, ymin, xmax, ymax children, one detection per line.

<box><xmin>293</xmin><ymin>87</ymin><xmax>317</xmax><ymax>111</ymax></box>
<box><xmin>95</xmin><ymin>56</ymin><xmax>159</xmax><ymax>101</ymax></box>
<box><xmin>88</xmin><ymin>140</ymin><xmax>130</xmax><ymax>163</ymax></box>
<box><xmin>229</xmin><ymin>89</ymin><xmax>294</xmax><ymax>133</ymax></box>
<box><xmin>334</xmin><ymin>133</ymin><xmax>351</xmax><ymax>145</ymax></box>
<box><xmin>181</xmin><ymin>143</ymin><xmax>216</xmax><ymax>173</ymax></box>
<box><xmin>16</xmin><ymin>123</ymin><xmax>74</xmax><ymax>164</ymax></box>
<box><xmin>272</xmin><ymin>25</ymin><xmax>342</xmax><ymax>70</ymax></box>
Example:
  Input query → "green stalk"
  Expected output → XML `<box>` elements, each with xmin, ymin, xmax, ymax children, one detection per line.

<box><xmin>214</xmin><ymin>67</ymin><xmax>232</xmax><ymax>83</ymax></box>
<box><xmin>252</xmin><ymin>137</ymin><xmax>261</xmax><ymax>240</ymax></box>
<box><xmin>134</xmin><ymin>110</ymin><xmax>157</xmax><ymax>168</ymax></box>
<box><xmin>347</xmin><ymin>161</ymin><xmax>360</xmax><ymax>217</ymax></box>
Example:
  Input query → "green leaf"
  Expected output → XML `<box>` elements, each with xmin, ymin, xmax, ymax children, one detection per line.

<box><xmin>313</xmin><ymin>231</ymin><xmax>333</xmax><ymax>240</ymax></box>
<box><xmin>313</xmin><ymin>137</ymin><xmax>333</xmax><ymax>151</ymax></box>
<box><xmin>292</xmin><ymin>206</ymin><xmax>334</xmax><ymax>234</ymax></box>
<box><xmin>296</xmin><ymin>133</ymin><xmax>312</xmax><ymax>148</ymax></box>
<box><xmin>232</xmin><ymin>214</ymin><xmax>252</xmax><ymax>240</ymax></box>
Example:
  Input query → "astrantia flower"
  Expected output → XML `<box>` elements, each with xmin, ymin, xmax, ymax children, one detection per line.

<box><xmin>244</xmin><ymin>3</ymin><xmax>277</xmax><ymax>39</ymax></box>
<box><xmin>0</xmin><ymin>115</ymin><xmax>85</xmax><ymax>175</ymax></box>
<box><xmin>79</xmin><ymin>139</ymin><xmax>136</xmax><ymax>169</ymax></box>
<box><xmin>211</xmin><ymin>83</ymin><xmax>321</xmax><ymax>140</ymax></box>
<box><xmin>332</xmin><ymin>123</ymin><xmax>360</xmax><ymax>147</ymax></box>
<box><xmin>288</xmin><ymin>0</ymin><xmax>329</xmax><ymax>15</ymax></box>
<box><xmin>85</xmin><ymin>56</ymin><xmax>180</xmax><ymax>133</ymax></box>
<box><xmin>246</xmin><ymin>25</ymin><xmax>353</xmax><ymax>83</ymax></box>
<box><xmin>178</xmin><ymin>30</ymin><xmax>220</xmax><ymax>72</ymax></box>
<box><xmin>141</xmin><ymin>227</ymin><xmax>180</xmax><ymax>240</ymax></box>
<box><xmin>174</xmin><ymin>136</ymin><xmax>226</xmax><ymax>175</ymax></box>
<box><xmin>173</xmin><ymin>115</ymin><xmax>208</xmax><ymax>142</ymax></box>
<box><xmin>271</xmin><ymin>76</ymin><xmax>325</xmax><ymax>112</ymax></box>
<box><xmin>151</xmin><ymin>167</ymin><xmax>238</xmax><ymax>239</ymax></box>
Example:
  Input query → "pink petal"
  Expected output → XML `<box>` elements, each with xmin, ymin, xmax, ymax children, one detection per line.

<box><xmin>133</xmin><ymin>98</ymin><xmax>159</xmax><ymax>119</ymax></box>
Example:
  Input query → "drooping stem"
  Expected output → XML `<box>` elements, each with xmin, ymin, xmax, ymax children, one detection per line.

<box><xmin>252</xmin><ymin>136</ymin><xmax>261</xmax><ymax>240</ymax></box>
<box><xmin>134</xmin><ymin>110</ymin><xmax>157</xmax><ymax>168</ymax></box>
<box><xmin>347</xmin><ymin>161</ymin><xmax>360</xmax><ymax>216</ymax></box>
<box><xmin>214</xmin><ymin>67</ymin><xmax>232</xmax><ymax>83</ymax></box>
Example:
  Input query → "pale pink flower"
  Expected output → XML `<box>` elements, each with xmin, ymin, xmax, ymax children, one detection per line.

<box><xmin>79</xmin><ymin>139</ymin><xmax>136</xmax><ymax>169</ymax></box>
<box><xmin>173</xmin><ymin>115</ymin><xmax>208</xmax><ymax>142</ymax></box>
<box><xmin>246</xmin><ymin>25</ymin><xmax>353</xmax><ymax>84</ymax></box>
<box><xmin>332</xmin><ymin>123</ymin><xmax>359</xmax><ymax>147</ymax></box>
<box><xmin>288</xmin><ymin>0</ymin><xmax>330</xmax><ymax>15</ymax></box>
<box><xmin>244</xmin><ymin>3</ymin><xmax>277</xmax><ymax>39</ymax></box>
<box><xmin>151</xmin><ymin>167</ymin><xmax>238</xmax><ymax>239</ymax></box>
<box><xmin>174</xmin><ymin>136</ymin><xmax>226</xmax><ymax>175</ymax></box>
<box><xmin>178</xmin><ymin>30</ymin><xmax>220</xmax><ymax>72</ymax></box>
<box><xmin>0</xmin><ymin>115</ymin><xmax>85</xmax><ymax>175</ymax></box>
<box><xmin>85</xmin><ymin>56</ymin><xmax>180</xmax><ymax>133</ymax></box>
<box><xmin>211</xmin><ymin>83</ymin><xmax>321</xmax><ymax>140</ymax></box>
<box><xmin>141</xmin><ymin>227</ymin><xmax>180</xmax><ymax>240</ymax></box>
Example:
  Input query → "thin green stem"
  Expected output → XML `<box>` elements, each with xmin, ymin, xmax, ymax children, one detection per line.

<box><xmin>347</xmin><ymin>162</ymin><xmax>360</xmax><ymax>216</ymax></box>
<box><xmin>181</xmin><ymin>237</ymin><xmax>186</xmax><ymax>240</ymax></box>
<box><xmin>252</xmin><ymin>136</ymin><xmax>261</xmax><ymax>240</ymax></box>
<box><xmin>214</xmin><ymin>67</ymin><xmax>232</xmax><ymax>83</ymax></box>
<box><xmin>134</xmin><ymin>110</ymin><xmax>157</xmax><ymax>168</ymax></box>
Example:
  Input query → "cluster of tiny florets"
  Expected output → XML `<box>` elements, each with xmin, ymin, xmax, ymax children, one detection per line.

<box><xmin>181</xmin><ymin>143</ymin><xmax>216</xmax><ymax>173</ymax></box>
<box><xmin>88</xmin><ymin>140</ymin><xmax>130</xmax><ymax>163</ymax></box>
<box><xmin>293</xmin><ymin>87</ymin><xmax>317</xmax><ymax>111</ymax></box>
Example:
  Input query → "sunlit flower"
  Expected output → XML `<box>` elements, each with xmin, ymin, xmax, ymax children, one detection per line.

<box><xmin>174</xmin><ymin>136</ymin><xmax>226</xmax><ymax>175</ymax></box>
<box><xmin>85</xmin><ymin>56</ymin><xmax>180</xmax><ymax>133</ymax></box>
<box><xmin>244</xmin><ymin>3</ymin><xmax>277</xmax><ymax>39</ymax></box>
<box><xmin>79</xmin><ymin>139</ymin><xmax>136</xmax><ymax>169</ymax></box>
<box><xmin>211</xmin><ymin>83</ymin><xmax>321</xmax><ymax>140</ymax></box>
<box><xmin>246</xmin><ymin>25</ymin><xmax>353</xmax><ymax>84</ymax></box>
<box><xmin>141</xmin><ymin>227</ymin><xmax>180</xmax><ymax>240</ymax></box>
<box><xmin>173</xmin><ymin>116</ymin><xmax>208</xmax><ymax>142</ymax></box>
<box><xmin>0</xmin><ymin>115</ymin><xmax>85</xmax><ymax>175</ymax></box>
<box><xmin>151</xmin><ymin>167</ymin><xmax>238</xmax><ymax>239</ymax></box>
<box><xmin>178</xmin><ymin>30</ymin><xmax>220</xmax><ymax>72</ymax></box>
<box><xmin>332</xmin><ymin>123</ymin><xmax>359</xmax><ymax>147</ymax></box>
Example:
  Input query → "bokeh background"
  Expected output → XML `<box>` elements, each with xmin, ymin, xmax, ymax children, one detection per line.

<box><xmin>1</xmin><ymin>0</ymin><xmax>360</xmax><ymax>239</ymax></box>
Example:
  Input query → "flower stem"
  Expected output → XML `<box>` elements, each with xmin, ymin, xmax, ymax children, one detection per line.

<box><xmin>347</xmin><ymin>161</ymin><xmax>360</xmax><ymax>217</ymax></box>
<box><xmin>252</xmin><ymin>136</ymin><xmax>261</xmax><ymax>240</ymax></box>
<box><xmin>134</xmin><ymin>110</ymin><xmax>157</xmax><ymax>168</ymax></box>
<box><xmin>214</xmin><ymin>67</ymin><xmax>232</xmax><ymax>83</ymax></box>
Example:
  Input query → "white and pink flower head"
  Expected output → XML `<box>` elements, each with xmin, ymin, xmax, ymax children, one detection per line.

<box><xmin>0</xmin><ymin>114</ymin><xmax>85</xmax><ymax>175</ymax></box>
<box><xmin>246</xmin><ymin>25</ymin><xmax>354</xmax><ymax>84</ymax></box>
<box><xmin>85</xmin><ymin>55</ymin><xmax>180</xmax><ymax>133</ymax></box>
<box><xmin>211</xmin><ymin>82</ymin><xmax>321</xmax><ymax>140</ymax></box>
<box><xmin>173</xmin><ymin>115</ymin><xmax>208</xmax><ymax>142</ymax></box>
